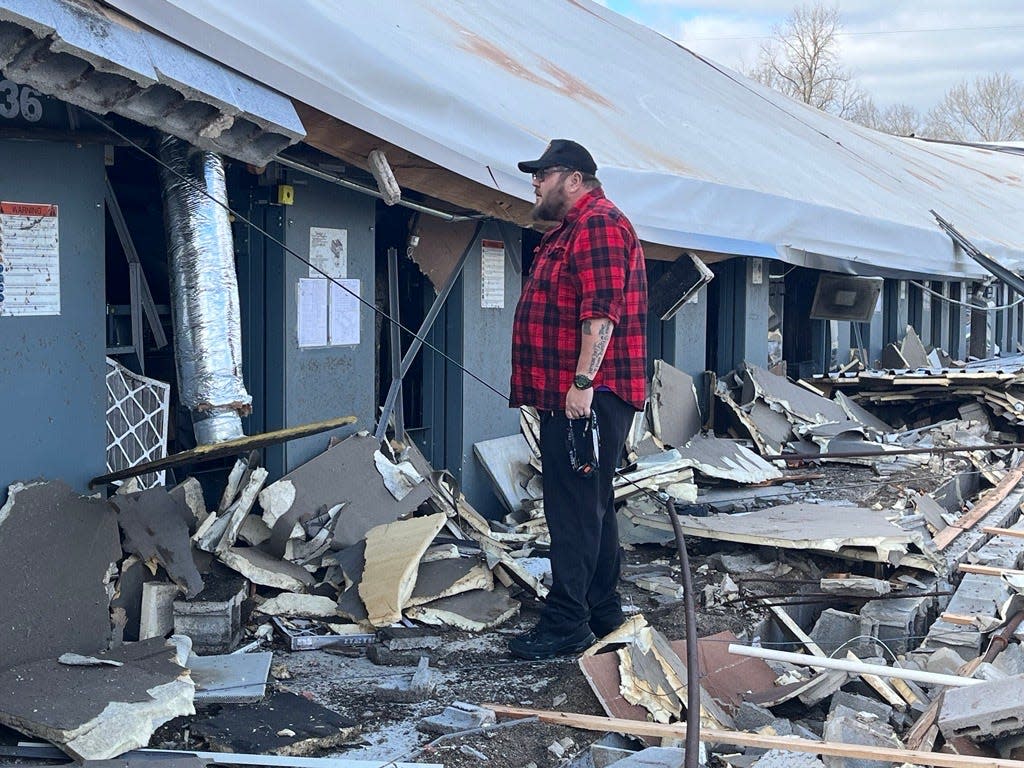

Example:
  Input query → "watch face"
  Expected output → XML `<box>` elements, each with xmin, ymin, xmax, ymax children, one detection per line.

<box><xmin>574</xmin><ymin>374</ymin><xmax>592</xmax><ymax>389</ymax></box>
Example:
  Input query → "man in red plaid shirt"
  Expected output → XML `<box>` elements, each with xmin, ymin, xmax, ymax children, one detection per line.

<box><xmin>509</xmin><ymin>140</ymin><xmax>648</xmax><ymax>660</ymax></box>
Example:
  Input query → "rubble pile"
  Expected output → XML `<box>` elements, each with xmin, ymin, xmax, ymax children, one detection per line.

<box><xmin>8</xmin><ymin>355</ymin><xmax>1024</xmax><ymax>766</ymax></box>
<box><xmin>477</xmin><ymin>358</ymin><xmax>1024</xmax><ymax>767</ymax></box>
<box><xmin>819</xmin><ymin>344</ymin><xmax>1024</xmax><ymax>435</ymax></box>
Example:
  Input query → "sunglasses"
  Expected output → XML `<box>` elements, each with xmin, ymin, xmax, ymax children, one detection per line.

<box><xmin>531</xmin><ymin>166</ymin><xmax>574</xmax><ymax>182</ymax></box>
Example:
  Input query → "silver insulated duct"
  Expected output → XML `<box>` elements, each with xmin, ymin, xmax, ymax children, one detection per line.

<box><xmin>159</xmin><ymin>135</ymin><xmax>251</xmax><ymax>444</ymax></box>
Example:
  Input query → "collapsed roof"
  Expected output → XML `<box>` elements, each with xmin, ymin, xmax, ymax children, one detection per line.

<box><xmin>102</xmin><ymin>0</ymin><xmax>1023</xmax><ymax>278</ymax></box>
<box><xmin>0</xmin><ymin>0</ymin><xmax>304</xmax><ymax>165</ymax></box>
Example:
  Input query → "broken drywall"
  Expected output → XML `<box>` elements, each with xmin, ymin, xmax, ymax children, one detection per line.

<box><xmin>111</xmin><ymin>488</ymin><xmax>204</xmax><ymax>598</ymax></box>
<box><xmin>359</xmin><ymin>512</ymin><xmax>447</xmax><ymax>626</ymax></box>
<box><xmin>258</xmin><ymin>432</ymin><xmax>432</xmax><ymax>550</ymax></box>
<box><xmin>0</xmin><ymin>637</ymin><xmax>194</xmax><ymax>760</ymax></box>
<box><xmin>0</xmin><ymin>481</ymin><xmax>122</xmax><ymax>668</ymax></box>
<box><xmin>650</xmin><ymin>359</ymin><xmax>702</xmax><ymax>448</ymax></box>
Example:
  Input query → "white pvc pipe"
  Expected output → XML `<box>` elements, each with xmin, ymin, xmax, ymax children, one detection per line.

<box><xmin>727</xmin><ymin>644</ymin><xmax>982</xmax><ymax>688</ymax></box>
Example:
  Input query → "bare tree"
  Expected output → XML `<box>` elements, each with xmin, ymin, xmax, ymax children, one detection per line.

<box><xmin>749</xmin><ymin>3</ymin><xmax>865</xmax><ymax>117</ymax></box>
<box><xmin>926</xmin><ymin>73</ymin><xmax>1024</xmax><ymax>141</ymax></box>
<box><xmin>850</xmin><ymin>98</ymin><xmax>924</xmax><ymax>137</ymax></box>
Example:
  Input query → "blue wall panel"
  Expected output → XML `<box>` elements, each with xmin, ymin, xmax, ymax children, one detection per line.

<box><xmin>0</xmin><ymin>139</ymin><xmax>106</xmax><ymax>495</ymax></box>
<box><xmin>279</xmin><ymin>178</ymin><xmax>376</xmax><ymax>471</ymax></box>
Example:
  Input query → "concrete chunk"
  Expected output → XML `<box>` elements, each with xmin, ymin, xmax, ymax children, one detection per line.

<box><xmin>822</xmin><ymin>704</ymin><xmax>904</xmax><ymax>768</ymax></box>
<box><xmin>139</xmin><ymin>582</ymin><xmax>181</xmax><ymax>640</ymax></box>
<box><xmin>939</xmin><ymin>676</ymin><xmax>1024</xmax><ymax>742</ymax></box>
<box><xmin>859</xmin><ymin>596</ymin><xmax>932</xmax><ymax>655</ymax></box>
<box><xmin>809</xmin><ymin>609</ymin><xmax>879</xmax><ymax>657</ymax></box>
<box><xmin>828</xmin><ymin>691</ymin><xmax>893</xmax><ymax>725</ymax></box>
<box><xmin>603</xmin><ymin>746</ymin><xmax>686</xmax><ymax>768</ymax></box>
<box><xmin>417</xmin><ymin>702</ymin><xmax>496</xmax><ymax>735</ymax></box>
<box><xmin>753</xmin><ymin>750</ymin><xmax>825</xmax><ymax>768</ymax></box>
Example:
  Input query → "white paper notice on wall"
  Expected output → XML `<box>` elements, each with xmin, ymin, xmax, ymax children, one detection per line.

<box><xmin>309</xmin><ymin>226</ymin><xmax>347</xmax><ymax>279</ymax></box>
<box><xmin>0</xmin><ymin>201</ymin><xmax>60</xmax><ymax>316</ymax></box>
<box><xmin>481</xmin><ymin>239</ymin><xmax>505</xmax><ymax>309</ymax></box>
<box><xmin>329</xmin><ymin>279</ymin><xmax>360</xmax><ymax>345</ymax></box>
<box><xmin>297</xmin><ymin>278</ymin><xmax>328</xmax><ymax>347</ymax></box>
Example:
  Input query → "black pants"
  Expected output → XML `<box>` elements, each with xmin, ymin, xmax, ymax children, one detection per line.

<box><xmin>538</xmin><ymin>390</ymin><xmax>635</xmax><ymax>635</ymax></box>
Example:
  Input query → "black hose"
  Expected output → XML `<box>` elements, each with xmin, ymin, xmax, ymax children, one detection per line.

<box><xmin>666</xmin><ymin>496</ymin><xmax>702</xmax><ymax>768</ymax></box>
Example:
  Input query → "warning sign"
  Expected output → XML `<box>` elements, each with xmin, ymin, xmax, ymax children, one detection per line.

<box><xmin>0</xmin><ymin>201</ymin><xmax>60</xmax><ymax>316</ymax></box>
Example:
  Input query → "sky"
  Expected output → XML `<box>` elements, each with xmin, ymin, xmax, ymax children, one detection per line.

<box><xmin>600</xmin><ymin>1</ymin><xmax>1024</xmax><ymax>112</ymax></box>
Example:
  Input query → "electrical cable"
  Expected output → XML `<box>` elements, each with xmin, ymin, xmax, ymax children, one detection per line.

<box><xmin>910</xmin><ymin>279</ymin><xmax>1024</xmax><ymax>311</ymax></box>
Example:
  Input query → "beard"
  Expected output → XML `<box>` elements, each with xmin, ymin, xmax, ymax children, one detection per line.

<box><xmin>531</xmin><ymin>179</ymin><xmax>569</xmax><ymax>222</ymax></box>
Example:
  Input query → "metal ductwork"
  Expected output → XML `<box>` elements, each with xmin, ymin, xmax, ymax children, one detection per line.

<box><xmin>159</xmin><ymin>134</ymin><xmax>251</xmax><ymax>444</ymax></box>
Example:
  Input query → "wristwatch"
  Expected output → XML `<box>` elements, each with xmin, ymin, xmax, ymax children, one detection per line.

<box><xmin>573</xmin><ymin>373</ymin><xmax>594</xmax><ymax>390</ymax></box>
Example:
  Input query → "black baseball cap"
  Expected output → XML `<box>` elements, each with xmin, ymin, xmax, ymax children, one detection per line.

<box><xmin>518</xmin><ymin>139</ymin><xmax>597</xmax><ymax>175</ymax></box>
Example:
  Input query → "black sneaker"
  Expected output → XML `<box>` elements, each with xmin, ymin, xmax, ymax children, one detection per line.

<box><xmin>508</xmin><ymin>624</ymin><xmax>596</xmax><ymax>660</ymax></box>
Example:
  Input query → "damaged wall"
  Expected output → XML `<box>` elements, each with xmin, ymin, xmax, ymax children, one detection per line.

<box><xmin>0</xmin><ymin>139</ymin><xmax>106</xmax><ymax>495</ymax></box>
<box><xmin>268</xmin><ymin>175</ymin><xmax>375</xmax><ymax>471</ymax></box>
<box><xmin>452</xmin><ymin>222</ymin><xmax>523</xmax><ymax>518</ymax></box>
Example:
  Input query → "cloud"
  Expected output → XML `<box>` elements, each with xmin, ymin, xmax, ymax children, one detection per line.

<box><xmin>607</xmin><ymin>0</ymin><xmax>1024</xmax><ymax>110</ymax></box>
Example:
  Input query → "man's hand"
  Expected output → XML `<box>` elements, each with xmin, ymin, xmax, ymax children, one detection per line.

<box><xmin>565</xmin><ymin>384</ymin><xmax>594</xmax><ymax>419</ymax></box>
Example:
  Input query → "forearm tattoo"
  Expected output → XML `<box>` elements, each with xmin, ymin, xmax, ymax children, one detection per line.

<box><xmin>585</xmin><ymin>319</ymin><xmax>612</xmax><ymax>376</ymax></box>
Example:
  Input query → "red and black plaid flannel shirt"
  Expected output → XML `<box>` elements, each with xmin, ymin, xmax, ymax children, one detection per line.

<box><xmin>510</xmin><ymin>188</ymin><xmax>648</xmax><ymax>411</ymax></box>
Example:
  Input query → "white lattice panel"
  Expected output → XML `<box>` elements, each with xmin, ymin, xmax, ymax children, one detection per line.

<box><xmin>106</xmin><ymin>357</ymin><xmax>170</xmax><ymax>488</ymax></box>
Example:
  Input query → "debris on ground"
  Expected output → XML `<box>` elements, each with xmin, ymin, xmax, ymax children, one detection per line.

<box><xmin>8</xmin><ymin>351</ymin><xmax>1024</xmax><ymax>767</ymax></box>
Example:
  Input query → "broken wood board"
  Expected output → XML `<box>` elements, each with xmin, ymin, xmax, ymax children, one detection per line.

<box><xmin>360</xmin><ymin>512</ymin><xmax>447</xmax><ymax>626</ymax></box>
<box><xmin>577</xmin><ymin>645</ymin><xmax>659</xmax><ymax>747</ymax></box>
<box><xmin>406</xmin><ymin>556</ymin><xmax>494</xmax><ymax>607</ymax></box>
<box><xmin>933</xmin><ymin>463</ymin><xmax>1024</xmax><ymax>550</ymax></box>
<box><xmin>218</xmin><ymin>547</ymin><xmax>314</xmax><ymax>592</ymax></box>
<box><xmin>91</xmin><ymin>415</ymin><xmax>358</xmax><ymax>486</ymax></box>
<box><xmin>487</xmin><ymin>706</ymin><xmax>1024</xmax><ymax>768</ymax></box>
<box><xmin>673</xmin><ymin>434</ymin><xmax>782</xmax><ymax>484</ymax></box>
<box><xmin>258</xmin><ymin>432</ymin><xmax>432</xmax><ymax>551</ymax></box>
<box><xmin>112</xmin><ymin>488</ymin><xmax>204</xmax><ymax>598</ymax></box>
<box><xmin>0</xmin><ymin>637</ymin><xmax>194</xmax><ymax>761</ymax></box>
<box><xmin>404</xmin><ymin>586</ymin><xmax>520</xmax><ymax>631</ymax></box>
<box><xmin>188</xmin><ymin>689</ymin><xmax>359</xmax><ymax>756</ymax></box>
<box><xmin>650</xmin><ymin>359</ymin><xmax>702</xmax><ymax>448</ymax></box>
<box><xmin>473</xmin><ymin>433</ymin><xmax>538</xmax><ymax>515</ymax></box>
<box><xmin>0</xmin><ymin>480</ymin><xmax>122</xmax><ymax>668</ymax></box>
<box><xmin>189</xmin><ymin>651</ymin><xmax>272</xmax><ymax>704</ymax></box>
<box><xmin>624</xmin><ymin>503</ymin><xmax>918</xmax><ymax>565</ymax></box>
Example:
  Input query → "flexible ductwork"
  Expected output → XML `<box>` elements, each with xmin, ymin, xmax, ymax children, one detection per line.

<box><xmin>159</xmin><ymin>135</ymin><xmax>251</xmax><ymax>444</ymax></box>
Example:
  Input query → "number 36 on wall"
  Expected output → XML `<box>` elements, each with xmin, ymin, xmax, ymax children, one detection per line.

<box><xmin>0</xmin><ymin>79</ymin><xmax>43</xmax><ymax>122</ymax></box>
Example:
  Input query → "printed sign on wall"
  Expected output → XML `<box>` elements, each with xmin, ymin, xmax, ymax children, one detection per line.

<box><xmin>0</xmin><ymin>201</ymin><xmax>60</xmax><ymax>316</ymax></box>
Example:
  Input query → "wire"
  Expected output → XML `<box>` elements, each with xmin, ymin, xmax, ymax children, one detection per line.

<box><xmin>827</xmin><ymin>634</ymin><xmax>904</xmax><ymax>667</ymax></box>
<box><xmin>911</xmin><ymin>279</ymin><xmax>1024</xmax><ymax>311</ymax></box>
<box><xmin>687</xmin><ymin>24</ymin><xmax>1024</xmax><ymax>42</ymax></box>
<box><xmin>84</xmin><ymin>112</ymin><xmax>514</xmax><ymax>405</ymax></box>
